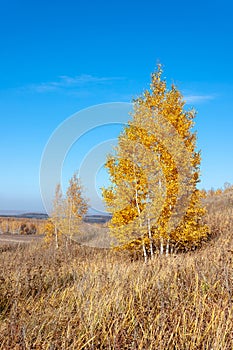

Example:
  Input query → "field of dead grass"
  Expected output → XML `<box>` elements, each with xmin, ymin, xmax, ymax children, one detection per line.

<box><xmin>0</xmin><ymin>191</ymin><xmax>232</xmax><ymax>349</ymax></box>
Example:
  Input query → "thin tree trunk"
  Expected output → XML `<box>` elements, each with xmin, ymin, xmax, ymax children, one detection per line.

<box><xmin>170</xmin><ymin>244</ymin><xmax>174</xmax><ymax>254</ymax></box>
<box><xmin>147</xmin><ymin>217</ymin><xmax>154</xmax><ymax>259</ymax></box>
<box><xmin>55</xmin><ymin>225</ymin><xmax>59</xmax><ymax>249</ymax></box>
<box><xmin>142</xmin><ymin>241</ymin><xmax>148</xmax><ymax>263</ymax></box>
<box><xmin>160</xmin><ymin>238</ymin><xmax>164</xmax><ymax>255</ymax></box>
<box><xmin>166</xmin><ymin>239</ymin><xmax>170</xmax><ymax>256</ymax></box>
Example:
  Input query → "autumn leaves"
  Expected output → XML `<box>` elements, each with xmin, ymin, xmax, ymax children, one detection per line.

<box><xmin>102</xmin><ymin>66</ymin><xmax>208</xmax><ymax>259</ymax></box>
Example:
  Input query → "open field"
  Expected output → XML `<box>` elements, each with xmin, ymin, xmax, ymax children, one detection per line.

<box><xmin>0</xmin><ymin>190</ymin><xmax>232</xmax><ymax>349</ymax></box>
<box><xmin>0</xmin><ymin>234</ymin><xmax>43</xmax><ymax>245</ymax></box>
<box><xmin>0</xmin><ymin>217</ymin><xmax>114</xmax><ymax>249</ymax></box>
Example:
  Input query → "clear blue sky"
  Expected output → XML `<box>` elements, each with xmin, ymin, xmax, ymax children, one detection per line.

<box><xmin>0</xmin><ymin>0</ymin><xmax>232</xmax><ymax>212</ymax></box>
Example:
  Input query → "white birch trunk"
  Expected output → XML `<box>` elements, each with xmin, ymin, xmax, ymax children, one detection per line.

<box><xmin>160</xmin><ymin>238</ymin><xmax>164</xmax><ymax>255</ymax></box>
<box><xmin>166</xmin><ymin>239</ymin><xmax>170</xmax><ymax>256</ymax></box>
<box><xmin>147</xmin><ymin>217</ymin><xmax>154</xmax><ymax>259</ymax></box>
<box><xmin>142</xmin><ymin>241</ymin><xmax>148</xmax><ymax>263</ymax></box>
<box><xmin>170</xmin><ymin>244</ymin><xmax>174</xmax><ymax>254</ymax></box>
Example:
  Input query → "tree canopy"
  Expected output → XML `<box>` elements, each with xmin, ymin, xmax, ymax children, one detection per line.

<box><xmin>103</xmin><ymin>66</ymin><xmax>209</xmax><ymax>260</ymax></box>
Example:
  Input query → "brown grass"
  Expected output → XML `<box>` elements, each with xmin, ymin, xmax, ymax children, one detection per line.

<box><xmin>0</xmin><ymin>192</ymin><xmax>232</xmax><ymax>349</ymax></box>
<box><xmin>0</xmin><ymin>217</ymin><xmax>46</xmax><ymax>235</ymax></box>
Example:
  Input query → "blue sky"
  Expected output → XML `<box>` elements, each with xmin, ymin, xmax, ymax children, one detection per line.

<box><xmin>0</xmin><ymin>0</ymin><xmax>232</xmax><ymax>212</ymax></box>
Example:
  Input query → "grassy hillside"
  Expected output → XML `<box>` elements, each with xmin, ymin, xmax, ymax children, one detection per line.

<box><xmin>0</xmin><ymin>191</ymin><xmax>232</xmax><ymax>349</ymax></box>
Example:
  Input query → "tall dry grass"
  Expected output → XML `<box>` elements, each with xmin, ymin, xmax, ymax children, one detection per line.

<box><xmin>0</xmin><ymin>192</ymin><xmax>232</xmax><ymax>349</ymax></box>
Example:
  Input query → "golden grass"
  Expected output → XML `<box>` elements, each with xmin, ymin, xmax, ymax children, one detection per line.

<box><xmin>0</xmin><ymin>193</ymin><xmax>233</xmax><ymax>349</ymax></box>
<box><xmin>0</xmin><ymin>217</ymin><xmax>46</xmax><ymax>235</ymax></box>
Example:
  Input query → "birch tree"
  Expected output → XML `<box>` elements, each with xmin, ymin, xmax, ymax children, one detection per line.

<box><xmin>45</xmin><ymin>184</ymin><xmax>64</xmax><ymax>248</ymax></box>
<box><xmin>63</xmin><ymin>173</ymin><xmax>88</xmax><ymax>239</ymax></box>
<box><xmin>103</xmin><ymin>65</ymin><xmax>209</xmax><ymax>260</ymax></box>
<box><xmin>45</xmin><ymin>173</ymin><xmax>88</xmax><ymax>246</ymax></box>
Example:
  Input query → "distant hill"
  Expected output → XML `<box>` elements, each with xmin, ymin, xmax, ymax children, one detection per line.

<box><xmin>0</xmin><ymin>211</ymin><xmax>111</xmax><ymax>223</ymax></box>
<box><xmin>83</xmin><ymin>214</ymin><xmax>111</xmax><ymax>224</ymax></box>
<box><xmin>16</xmin><ymin>213</ymin><xmax>49</xmax><ymax>219</ymax></box>
<box><xmin>0</xmin><ymin>211</ymin><xmax>48</xmax><ymax>220</ymax></box>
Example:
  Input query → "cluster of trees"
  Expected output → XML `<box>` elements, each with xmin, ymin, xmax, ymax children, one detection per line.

<box><xmin>45</xmin><ymin>173</ymin><xmax>88</xmax><ymax>248</ymax></box>
<box><xmin>48</xmin><ymin>66</ymin><xmax>209</xmax><ymax>259</ymax></box>
<box><xmin>202</xmin><ymin>182</ymin><xmax>233</xmax><ymax>197</ymax></box>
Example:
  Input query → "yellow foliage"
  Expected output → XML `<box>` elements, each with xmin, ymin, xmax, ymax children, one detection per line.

<box><xmin>103</xmin><ymin>65</ymin><xmax>209</xmax><ymax>258</ymax></box>
<box><xmin>44</xmin><ymin>219</ymin><xmax>56</xmax><ymax>244</ymax></box>
<box><xmin>45</xmin><ymin>173</ymin><xmax>89</xmax><ymax>247</ymax></box>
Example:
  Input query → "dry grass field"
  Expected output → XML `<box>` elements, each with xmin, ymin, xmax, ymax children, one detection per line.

<box><xmin>0</xmin><ymin>217</ymin><xmax>46</xmax><ymax>236</ymax></box>
<box><xmin>0</xmin><ymin>189</ymin><xmax>232</xmax><ymax>349</ymax></box>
